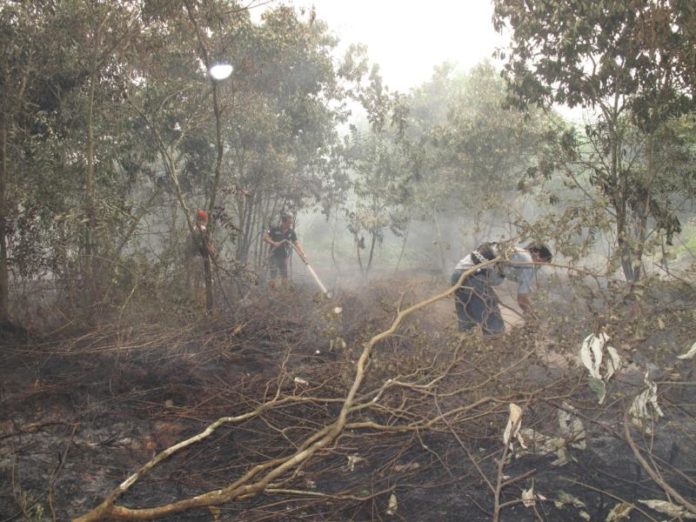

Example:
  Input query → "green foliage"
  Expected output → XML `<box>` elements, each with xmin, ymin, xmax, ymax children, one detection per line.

<box><xmin>494</xmin><ymin>0</ymin><xmax>696</xmax><ymax>281</ymax></box>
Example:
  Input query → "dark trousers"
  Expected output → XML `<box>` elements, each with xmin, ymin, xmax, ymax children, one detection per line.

<box><xmin>451</xmin><ymin>271</ymin><xmax>504</xmax><ymax>335</ymax></box>
<box><xmin>269</xmin><ymin>254</ymin><xmax>289</xmax><ymax>280</ymax></box>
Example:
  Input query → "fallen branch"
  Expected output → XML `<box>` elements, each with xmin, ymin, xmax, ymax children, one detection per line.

<box><xmin>623</xmin><ymin>410</ymin><xmax>696</xmax><ymax>516</ymax></box>
<box><xmin>74</xmin><ymin>263</ymin><xmax>490</xmax><ymax>521</ymax></box>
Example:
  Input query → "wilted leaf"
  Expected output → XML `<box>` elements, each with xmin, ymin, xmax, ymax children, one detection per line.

<box><xmin>346</xmin><ymin>454</ymin><xmax>366</xmax><ymax>472</ymax></box>
<box><xmin>580</xmin><ymin>332</ymin><xmax>622</xmax><ymax>405</ymax></box>
<box><xmin>558</xmin><ymin>402</ymin><xmax>586</xmax><ymax>449</ymax></box>
<box><xmin>554</xmin><ymin>490</ymin><xmax>587</xmax><ymax>510</ymax></box>
<box><xmin>588</xmin><ymin>377</ymin><xmax>606</xmax><ymax>404</ymax></box>
<box><xmin>605</xmin><ymin>346</ymin><xmax>621</xmax><ymax>380</ymax></box>
<box><xmin>551</xmin><ymin>446</ymin><xmax>573</xmax><ymax>467</ymax></box>
<box><xmin>393</xmin><ymin>462</ymin><xmax>420</xmax><ymax>472</ymax></box>
<box><xmin>638</xmin><ymin>499</ymin><xmax>696</xmax><ymax>519</ymax></box>
<box><xmin>629</xmin><ymin>372</ymin><xmax>664</xmax><ymax>432</ymax></box>
<box><xmin>677</xmin><ymin>341</ymin><xmax>696</xmax><ymax>360</ymax></box>
<box><xmin>386</xmin><ymin>493</ymin><xmax>398</xmax><ymax>516</ymax></box>
<box><xmin>580</xmin><ymin>333</ymin><xmax>606</xmax><ymax>379</ymax></box>
<box><xmin>503</xmin><ymin>403</ymin><xmax>524</xmax><ymax>448</ymax></box>
<box><xmin>522</xmin><ymin>486</ymin><xmax>536</xmax><ymax>507</ymax></box>
<box><xmin>606</xmin><ymin>502</ymin><xmax>633</xmax><ymax>521</ymax></box>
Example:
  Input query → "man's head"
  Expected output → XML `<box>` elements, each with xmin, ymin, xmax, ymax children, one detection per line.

<box><xmin>280</xmin><ymin>212</ymin><xmax>293</xmax><ymax>227</ymax></box>
<box><xmin>526</xmin><ymin>242</ymin><xmax>553</xmax><ymax>264</ymax></box>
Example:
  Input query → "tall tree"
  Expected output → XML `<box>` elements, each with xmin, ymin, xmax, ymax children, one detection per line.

<box><xmin>493</xmin><ymin>0</ymin><xmax>696</xmax><ymax>281</ymax></box>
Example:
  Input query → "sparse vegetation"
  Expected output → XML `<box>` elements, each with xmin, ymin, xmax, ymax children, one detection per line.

<box><xmin>0</xmin><ymin>1</ymin><xmax>695</xmax><ymax>521</ymax></box>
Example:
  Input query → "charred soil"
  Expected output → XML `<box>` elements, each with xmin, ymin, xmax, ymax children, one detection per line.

<box><xmin>1</xmin><ymin>276</ymin><xmax>695</xmax><ymax>521</ymax></box>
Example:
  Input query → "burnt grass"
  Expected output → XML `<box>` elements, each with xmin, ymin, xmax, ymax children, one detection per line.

<box><xmin>1</xmin><ymin>275</ymin><xmax>695</xmax><ymax>521</ymax></box>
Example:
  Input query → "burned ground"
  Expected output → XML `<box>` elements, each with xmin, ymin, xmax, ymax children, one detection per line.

<box><xmin>1</xmin><ymin>275</ymin><xmax>695</xmax><ymax>521</ymax></box>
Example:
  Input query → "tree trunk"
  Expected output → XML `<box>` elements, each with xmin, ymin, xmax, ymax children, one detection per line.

<box><xmin>366</xmin><ymin>230</ymin><xmax>377</xmax><ymax>280</ymax></box>
<box><xmin>84</xmin><ymin>72</ymin><xmax>98</xmax><ymax>314</ymax></box>
<box><xmin>394</xmin><ymin>222</ymin><xmax>409</xmax><ymax>273</ymax></box>
<box><xmin>0</xmin><ymin>115</ymin><xmax>8</xmax><ymax>323</ymax></box>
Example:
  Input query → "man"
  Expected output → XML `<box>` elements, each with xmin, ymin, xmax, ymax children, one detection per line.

<box><xmin>193</xmin><ymin>209</ymin><xmax>215</xmax><ymax>259</ymax></box>
<box><xmin>263</xmin><ymin>212</ymin><xmax>307</xmax><ymax>286</ymax></box>
<box><xmin>450</xmin><ymin>242</ymin><xmax>552</xmax><ymax>335</ymax></box>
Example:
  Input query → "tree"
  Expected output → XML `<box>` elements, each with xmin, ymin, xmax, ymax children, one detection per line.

<box><xmin>341</xmin><ymin>64</ymin><xmax>412</xmax><ymax>279</ymax></box>
<box><xmin>0</xmin><ymin>2</ymin><xmax>38</xmax><ymax>324</ymax></box>
<box><xmin>406</xmin><ymin>62</ymin><xmax>555</xmax><ymax>272</ymax></box>
<box><xmin>493</xmin><ymin>0</ymin><xmax>696</xmax><ymax>281</ymax></box>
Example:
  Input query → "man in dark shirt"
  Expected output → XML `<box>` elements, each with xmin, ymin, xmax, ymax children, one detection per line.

<box><xmin>263</xmin><ymin>212</ymin><xmax>307</xmax><ymax>286</ymax></box>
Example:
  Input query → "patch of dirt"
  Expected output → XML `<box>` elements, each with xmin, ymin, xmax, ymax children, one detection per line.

<box><xmin>1</xmin><ymin>277</ymin><xmax>695</xmax><ymax>521</ymax></box>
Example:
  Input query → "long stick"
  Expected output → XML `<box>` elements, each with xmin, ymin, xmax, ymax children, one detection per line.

<box><xmin>287</xmin><ymin>242</ymin><xmax>330</xmax><ymax>297</ymax></box>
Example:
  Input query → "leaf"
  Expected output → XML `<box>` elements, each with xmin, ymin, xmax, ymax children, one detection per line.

<box><xmin>588</xmin><ymin>377</ymin><xmax>607</xmax><ymax>404</ymax></box>
<box><xmin>606</xmin><ymin>502</ymin><xmax>633</xmax><ymax>521</ymax></box>
<box><xmin>677</xmin><ymin>341</ymin><xmax>696</xmax><ymax>360</ymax></box>
<box><xmin>522</xmin><ymin>486</ymin><xmax>536</xmax><ymax>507</ymax></box>
<box><xmin>605</xmin><ymin>346</ymin><xmax>621</xmax><ymax>380</ymax></box>
<box><xmin>558</xmin><ymin>402</ymin><xmax>587</xmax><ymax>449</ymax></box>
<box><xmin>503</xmin><ymin>403</ymin><xmax>524</xmax><ymax>448</ymax></box>
<box><xmin>629</xmin><ymin>372</ymin><xmax>664</xmax><ymax>433</ymax></box>
<box><xmin>386</xmin><ymin>493</ymin><xmax>398</xmax><ymax>516</ymax></box>
<box><xmin>554</xmin><ymin>490</ymin><xmax>587</xmax><ymax>510</ymax></box>
<box><xmin>580</xmin><ymin>334</ymin><xmax>602</xmax><ymax>379</ymax></box>
<box><xmin>551</xmin><ymin>446</ymin><xmax>573</xmax><ymax>467</ymax></box>
<box><xmin>346</xmin><ymin>454</ymin><xmax>366</xmax><ymax>472</ymax></box>
<box><xmin>580</xmin><ymin>333</ymin><xmax>606</xmax><ymax>379</ymax></box>
<box><xmin>638</xmin><ymin>499</ymin><xmax>696</xmax><ymax>519</ymax></box>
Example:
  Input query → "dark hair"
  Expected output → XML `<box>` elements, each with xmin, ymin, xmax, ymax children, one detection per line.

<box><xmin>280</xmin><ymin>212</ymin><xmax>292</xmax><ymax>221</ymax></box>
<box><xmin>526</xmin><ymin>242</ymin><xmax>552</xmax><ymax>262</ymax></box>
<box><xmin>476</xmin><ymin>242</ymin><xmax>498</xmax><ymax>261</ymax></box>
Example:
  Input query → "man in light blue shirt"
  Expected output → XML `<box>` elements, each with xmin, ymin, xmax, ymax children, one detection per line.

<box><xmin>451</xmin><ymin>242</ymin><xmax>552</xmax><ymax>335</ymax></box>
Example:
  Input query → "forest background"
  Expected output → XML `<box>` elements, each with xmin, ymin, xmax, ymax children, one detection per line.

<box><xmin>1</xmin><ymin>1</ymin><xmax>696</xmax><ymax>521</ymax></box>
<box><xmin>1</xmin><ymin>0</ymin><xmax>695</xmax><ymax>322</ymax></box>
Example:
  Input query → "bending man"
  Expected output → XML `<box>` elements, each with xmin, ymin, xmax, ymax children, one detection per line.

<box><xmin>451</xmin><ymin>242</ymin><xmax>552</xmax><ymax>335</ymax></box>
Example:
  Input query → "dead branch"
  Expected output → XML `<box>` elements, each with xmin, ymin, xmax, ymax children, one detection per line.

<box><xmin>623</xmin><ymin>410</ymin><xmax>696</xmax><ymax>515</ymax></box>
<box><xmin>74</xmin><ymin>264</ymin><xmax>488</xmax><ymax>521</ymax></box>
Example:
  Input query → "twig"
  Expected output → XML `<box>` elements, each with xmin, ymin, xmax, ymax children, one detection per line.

<box><xmin>623</xmin><ymin>410</ymin><xmax>696</xmax><ymax>515</ymax></box>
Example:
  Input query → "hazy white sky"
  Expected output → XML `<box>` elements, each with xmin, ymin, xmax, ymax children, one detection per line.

<box><xmin>283</xmin><ymin>0</ymin><xmax>507</xmax><ymax>92</ymax></box>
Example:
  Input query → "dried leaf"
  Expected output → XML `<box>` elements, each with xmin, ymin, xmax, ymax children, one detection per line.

<box><xmin>386</xmin><ymin>493</ymin><xmax>398</xmax><ymax>516</ymax></box>
<box><xmin>605</xmin><ymin>346</ymin><xmax>621</xmax><ymax>381</ymax></box>
<box><xmin>293</xmin><ymin>377</ymin><xmax>309</xmax><ymax>386</ymax></box>
<box><xmin>606</xmin><ymin>502</ymin><xmax>633</xmax><ymax>521</ymax></box>
<box><xmin>551</xmin><ymin>446</ymin><xmax>573</xmax><ymax>467</ymax></box>
<box><xmin>522</xmin><ymin>486</ymin><xmax>536</xmax><ymax>507</ymax></box>
<box><xmin>503</xmin><ymin>403</ymin><xmax>523</xmax><ymax>448</ymax></box>
<box><xmin>588</xmin><ymin>377</ymin><xmax>607</xmax><ymax>404</ymax></box>
<box><xmin>629</xmin><ymin>372</ymin><xmax>664</xmax><ymax>432</ymax></box>
<box><xmin>393</xmin><ymin>462</ymin><xmax>420</xmax><ymax>472</ymax></box>
<box><xmin>558</xmin><ymin>402</ymin><xmax>587</xmax><ymax>450</ymax></box>
<box><xmin>554</xmin><ymin>490</ymin><xmax>587</xmax><ymax>510</ymax></box>
<box><xmin>580</xmin><ymin>333</ymin><xmax>605</xmax><ymax>380</ymax></box>
<box><xmin>580</xmin><ymin>333</ymin><xmax>621</xmax><ymax>403</ymax></box>
<box><xmin>677</xmin><ymin>341</ymin><xmax>696</xmax><ymax>360</ymax></box>
<box><xmin>639</xmin><ymin>499</ymin><xmax>696</xmax><ymax>519</ymax></box>
<box><xmin>346</xmin><ymin>454</ymin><xmax>366</xmax><ymax>472</ymax></box>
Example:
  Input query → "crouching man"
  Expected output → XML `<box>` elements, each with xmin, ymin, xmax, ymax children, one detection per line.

<box><xmin>451</xmin><ymin>242</ymin><xmax>552</xmax><ymax>336</ymax></box>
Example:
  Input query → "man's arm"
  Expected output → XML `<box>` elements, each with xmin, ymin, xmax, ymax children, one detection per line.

<box><xmin>263</xmin><ymin>229</ymin><xmax>279</xmax><ymax>248</ymax></box>
<box><xmin>517</xmin><ymin>292</ymin><xmax>536</xmax><ymax>319</ymax></box>
<box><xmin>292</xmin><ymin>240</ymin><xmax>307</xmax><ymax>262</ymax></box>
<box><xmin>516</xmin><ymin>265</ymin><xmax>537</xmax><ymax>319</ymax></box>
